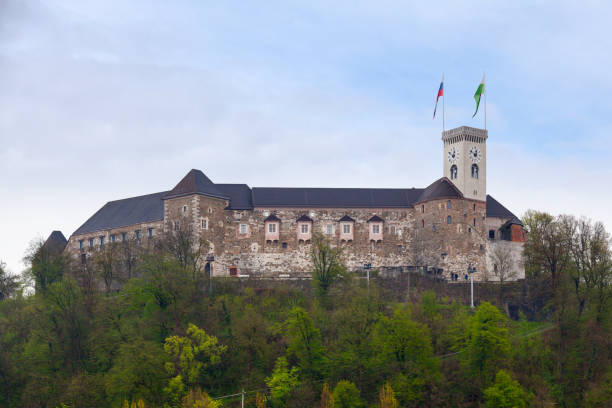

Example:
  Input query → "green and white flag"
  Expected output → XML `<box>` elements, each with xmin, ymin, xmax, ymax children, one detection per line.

<box><xmin>472</xmin><ymin>74</ymin><xmax>485</xmax><ymax>118</ymax></box>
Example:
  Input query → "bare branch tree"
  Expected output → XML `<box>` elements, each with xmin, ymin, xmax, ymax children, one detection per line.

<box><xmin>488</xmin><ymin>244</ymin><xmax>518</xmax><ymax>306</ymax></box>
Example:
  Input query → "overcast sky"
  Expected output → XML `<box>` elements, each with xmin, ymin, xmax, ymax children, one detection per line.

<box><xmin>1</xmin><ymin>1</ymin><xmax>610</xmax><ymax>274</ymax></box>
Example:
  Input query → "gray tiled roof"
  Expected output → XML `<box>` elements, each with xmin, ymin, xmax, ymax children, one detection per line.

<box><xmin>72</xmin><ymin>191</ymin><xmax>167</xmax><ymax>236</ymax></box>
<box><xmin>486</xmin><ymin>195</ymin><xmax>522</xmax><ymax>225</ymax></box>
<box><xmin>251</xmin><ymin>187</ymin><xmax>423</xmax><ymax>208</ymax></box>
<box><xmin>43</xmin><ymin>231</ymin><xmax>68</xmax><ymax>254</ymax></box>
<box><xmin>68</xmin><ymin>169</ymin><xmax>522</xmax><ymax>237</ymax></box>
<box><xmin>416</xmin><ymin>178</ymin><xmax>463</xmax><ymax>203</ymax></box>
<box><xmin>164</xmin><ymin>169</ymin><xmax>229</xmax><ymax>200</ymax></box>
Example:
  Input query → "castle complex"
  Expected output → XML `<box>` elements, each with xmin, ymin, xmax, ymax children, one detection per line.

<box><xmin>51</xmin><ymin>126</ymin><xmax>526</xmax><ymax>281</ymax></box>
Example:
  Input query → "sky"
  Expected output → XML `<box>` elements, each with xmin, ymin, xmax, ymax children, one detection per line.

<box><xmin>1</xmin><ymin>0</ymin><xmax>611</xmax><ymax>274</ymax></box>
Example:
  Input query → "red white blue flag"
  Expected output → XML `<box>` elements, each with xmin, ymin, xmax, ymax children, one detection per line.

<box><xmin>433</xmin><ymin>75</ymin><xmax>444</xmax><ymax>119</ymax></box>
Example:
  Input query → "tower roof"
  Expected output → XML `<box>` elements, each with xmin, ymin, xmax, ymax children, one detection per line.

<box><xmin>416</xmin><ymin>177</ymin><xmax>463</xmax><ymax>203</ymax></box>
<box><xmin>163</xmin><ymin>169</ymin><xmax>229</xmax><ymax>200</ymax></box>
<box><xmin>43</xmin><ymin>231</ymin><xmax>68</xmax><ymax>254</ymax></box>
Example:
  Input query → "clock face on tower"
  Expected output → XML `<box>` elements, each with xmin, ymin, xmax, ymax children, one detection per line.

<box><xmin>447</xmin><ymin>147</ymin><xmax>460</xmax><ymax>164</ymax></box>
<box><xmin>469</xmin><ymin>146</ymin><xmax>482</xmax><ymax>163</ymax></box>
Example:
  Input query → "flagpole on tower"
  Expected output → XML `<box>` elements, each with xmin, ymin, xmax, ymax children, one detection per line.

<box><xmin>484</xmin><ymin>73</ymin><xmax>487</xmax><ymax>130</ymax></box>
<box><xmin>442</xmin><ymin>73</ymin><xmax>445</xmax><ymax>132</ymax></box>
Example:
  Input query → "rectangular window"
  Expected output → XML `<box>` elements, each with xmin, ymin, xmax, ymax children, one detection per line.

<box><xmin>81</xmin><ymin>253</ymin><xmax>86</xmax><ymax>265</ymax></box>
<box><xmin>268</xmin><ymin>223</ymin><xmax>277</xmax><ymax>233</ymax></box>
<box><xmin>79</xmin><ymin>240</ymin><xmax>83</xmax><ymax>249</ymax></box>
<box><xmin>240</xmin><ymin>224</ymin><xmax>248</xmax><ymax>234</ymax></box>
<box><xmin>110</xmin><ymin>234</ymin><xmax>116</xmax><ymax>243</ymax></box>
<box><xmin>447</xmin><ymin>200</ymin><xmax>452</xmax><ymax>209</ymax></box>
<box><xmin>135</xmin><ymin>230</ymin><xmax>141</xmax><ymax>240</ymax></box>
<box><xmin>89</xmin><ymin>238</ymin><xmax>94</xmax><ymax>247</ymax></box>
<box><xmin>236</xmin><ymin>213</ymin><xmax>242</xmax><ymax>220</ymax></box>
<box><xmin>183</xmin><ymin>205</ymin><xmax>187</xmax><ymax>213</ymax></box>
<box><xmin>174</xmin><ymin>221</ymin><xmax>180</xmax><ymax>231</ymax></box>
<box><xmin>100</xmin><ymin>236</ymin><xmax>105</xmax><ymax>246</ymax></box>
<box><xmin>473</xmin><ymin>218</ymin><xmax>476</xmax><ymax>227</ymax></box>
<box><xmin>389</xmin><ymin>226</ymin><xmax>396</xmax><ymax>235</ymax></box>
<box><xmin>397</xmin><ymin>245</ymin><xmax>402</xmax><ymax>253</ymax></box>
<box><xmin>343</xmin><ymin>224</ymin><xmax>351</xmax><ymax>234</ymax></box>
<box><xmin>282</xmin><ymin>242</ymin><xmax>287</xmax><ymax>249</ymax></box>
<box><xmin>148</xmin><ymin>228</ymin><xmax>154</xmax><ymax>237</ymax></box>
<box><xmin>301</xmin><ymin>224</ymin><xmax>309</xmax><ymax>234</ymax></box>
<box><xmin>121</xmin><ymin>232</ymin><xmax>127</xmax><ymax>242</ymax></box>
<box><xmin>489</xmin><ymin>230</ymin><xmax>495</xmax><ymax>239</ymax></box>
<box><xmin>326</xmin><ymin>224</ymin><xmax>333</xmax><ymax>234</ymax></box>
<box><xmin>201</xmin><ymin>219</ymin><xmax>207</xmax><ymax>229</ymax></box>
<box><xmin>372</xmin><ymin>225</ymin><xmax>380</xmax><ymax>234</ymax></box>
<box><xmin>421</xmin><ymin>205</ymin><xmax>425</xmax><ymax>213</ymax></box>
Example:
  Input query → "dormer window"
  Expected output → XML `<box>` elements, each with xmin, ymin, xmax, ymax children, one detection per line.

<box><xmin>450</xmin><ymin>164</ymin><xmax>458</xmax><ymax>180</ymax></box>
<box><xmin>343</xmin><ymin>224</ymin><xmax>351</xmax><ymax>234</ymax></box>
<box><xmin>338</xmin><ymin>215</ymin><xmax>354</xmax><ymax>241</ymax></box>
<box><xmin>296</xmin><ymin>214</ymin><xmax>313</xmax><ymax>241</ymax></box>
<box><xmin>368</xmin><ymin>215</ymin><xmax>384</xmax><ymax>241</ymax></box>
<box><xmin>264</xmin><ymin>214</ymin><xmax>281</xmax><ymax>241</ymax></box>
<box><xmin>471</xmin><ymin>164</ymin><xmax>479</xmax><ymax>179</ymax></box>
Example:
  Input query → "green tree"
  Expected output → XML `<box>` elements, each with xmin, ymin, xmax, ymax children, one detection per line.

<box><xmin>461</xmin><ymin>302</ymin><xmax>510</xmax><ymax>388</ymax></box>
<box><xmin>164</xmin><ymin>323</ymin><xmax>226</xmax><ymax>388</ymax></box>
<box><xmin>285</xmin><ymin>307</ymin><xmax>328</xmax><ymax>380</ymax></box>
<box><xmin>265</xmin><ymin>357</ymin><xmax>299</xmax><ymax>408</ymax></box>
<box><xmin>310</xmin><ymin>233</ymin><xmax>346</xmax><ymax>300</ymax></box>
<box><xmin>483</xmin><ymin>370</ymin><xmax>531</xmax><ymax>408</ymax></box>
<box><xmin>332</xmin><ymin>380</ymin><xmax>363</xmax><ymax>408</ymax></box>
<box><xmin>0</xmin><ymin>261</ymin><xmax>19</xmax><ymax>300</ymax></box>
<box><xmin>23</xmin><ymin>238</ymin><xmax>67</xmax><ymax>294</ymax></box>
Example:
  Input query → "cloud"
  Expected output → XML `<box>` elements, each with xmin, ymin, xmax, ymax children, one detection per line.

<box><xmin>1</xmin><ymin>0</ymin><xmax>611</xmax><ymax>274</ymax></box>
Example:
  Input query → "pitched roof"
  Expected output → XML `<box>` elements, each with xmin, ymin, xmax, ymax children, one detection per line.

<box><xmin>264</xmin><ymin>214</ymin><xmax>281</xmax><ymax>222</ymax></box>
<box><xmin>73</xmin><ymin>191</ymin><xmax>167</xmax><ymax>236</ymax></box>
<box><xmin>296</xmin><ymin>214</ymin><xmax>313</xmax><ymax>222</ymax></box>
<box><xmin>43</xmin><ymin>231</ymin><xmax>68</xmax><ymax>254</ymax></box>
<box><xmin>368</xmin><ymin>215</ymin><xmax>385</xmax><ymax>223</ymax></box>
<box><xmin>338</xmin><ymin>215</ymin><xmax>354</xmax><ymax>222</ymax></box>
<box><xmin>416</xmin><ymin>178</ymin><xmax>463</xmax><ymax>203</ymax></box>
<box><xmin>163</xmin><ymin>169</ymin><xmax>229</xmax><ymax>200</ymax></box>
<box><xmin>486</xmin><ymin>195</ymin><xmax>522</xmax><ymax>225</ymax></box>
<box><xmin>215</xmin><ymin>184</ymin><xmax>253</xmax><ymax>210</ymax></box>
<box><xmin>251</xmin><ymin>187</ymin><xmax>423</xmax><ymax>208</ymax></box>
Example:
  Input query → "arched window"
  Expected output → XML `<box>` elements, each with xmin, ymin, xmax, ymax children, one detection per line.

<box><xmin>471</xmin><ymin>164</ymin><xmax>479</xmax><ymax>179</ymax></box>
<box><xmin>447</xmin><ymin>215</ymin><xmax>452</xmax><ymax>224</ymax></box>
<box><xmin>450</xmin><ymin>164</ymin><xmax>458</xmax><ymax>180</ymax></box>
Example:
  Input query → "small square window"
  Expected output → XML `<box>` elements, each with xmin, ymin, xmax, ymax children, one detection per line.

<box><xmin>240</xmin><ymin>224</ymin><xmax>248</xmax><ymax>234</ymax></box>
<box><xmin>148</xmin><ymin>228</ymin><xmax>154</xmax><ymax>237</ymax></box>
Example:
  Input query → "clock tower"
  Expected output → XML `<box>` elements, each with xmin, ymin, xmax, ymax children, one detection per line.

<box><xmin>442</xmin><ymin>126</ymin><xmax>487</xmax><ymax>202</ymax></box>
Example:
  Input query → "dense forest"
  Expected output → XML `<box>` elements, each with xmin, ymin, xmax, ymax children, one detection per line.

<box><xmin>0</xmin><ymin>210</ymin><xmax>610</xmax><ymax>407</ymax></box>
